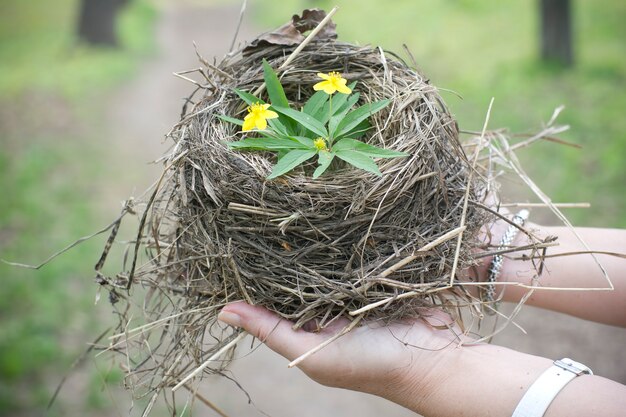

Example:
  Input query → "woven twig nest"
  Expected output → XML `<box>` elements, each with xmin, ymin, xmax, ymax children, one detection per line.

<box><xmin>97</xmin><ymin>10</ymin><xmax>507</xmax><ymax>407</ymax></box>
<box><xmin>158</xmin><ymin>40</ymin><xmax>489</xmax><ymax>325</ymax></box>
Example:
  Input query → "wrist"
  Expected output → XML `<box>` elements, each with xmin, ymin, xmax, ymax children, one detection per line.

<box><xmin>474</xmin><ymin>217</ymin><xmax>540</xmax><ymax>302</ymax></box>
<box><xmin>404</xmin><ymin>343</ymin><xmax>551</xmax><ymax>417</ymax></box>
<box><xmin>378</xmin><ymin>326</ymin><xmax>476</xmax><ymax>414</ymax></box>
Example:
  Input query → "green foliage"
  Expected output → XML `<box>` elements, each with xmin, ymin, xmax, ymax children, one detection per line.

<box><xmin>333</xmin><ymin>99</ymin><xmax>390</xmax><ymax>139</ymax></box>
<box><xmin>268</xmin><ymin>149</ymin><xmax>317</xmax><ymax>179</ymax></box>
<box><xmin>224</xmin><ymin>63</ymin><xmax>407</xmax><ymax>178</ymax></box>
<box><xmin>262</xmin><ymin>59</ymin><xmax>290</xmax><ymax>108</ymax></box>
<box><xmin>333</xmin><ymin>138</ymin><xmax>407</xmax><ymax>158</ymax></box>
<box><xmin>272</xmin><ymin>105</ymin><xmax>329</xmax><ymax>138</ymax></box>
<box><xmin>314</xmin><ymin>150</ymin><xmax>335</xmax><ymax>178</ymax></box>
<box><xmin>0</xmin><ymin>137</ymin><xmax>104</xmax><ymax>411</ymax></box>
<box><xmin>254</xmin><ymin>0</ymin><xmax>626</xmax><ymax>227</ymax></box>
<box><xmin>0</xmin><ymin>0</ymin><xmax>157</xmax><ymax>101</ymax></box>
<box><xmin>0</xmin><ymin>0</ymin><xmax>157</xmax><ymax>413</ymax></box>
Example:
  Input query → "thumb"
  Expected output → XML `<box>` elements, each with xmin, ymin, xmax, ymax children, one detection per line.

<box><xmin>218</xmin><ymin>302</ymin><xmax>321</xmax><ymax>361</ymax></box>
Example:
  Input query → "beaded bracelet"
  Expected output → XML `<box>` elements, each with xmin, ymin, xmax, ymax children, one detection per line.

<box><xmin>484</xmin><ymin>209</ymin><xmax>529</xmax><ymax>315</ymax></box>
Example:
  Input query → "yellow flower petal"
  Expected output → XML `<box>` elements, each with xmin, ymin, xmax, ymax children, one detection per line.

<box><xmin>255</xmin><ymin>117</ymin><xmax>268</xmax><ymax>130</ymax></box>
<box><xmin>313</xmin><ymin>81</ymin><xmax>327</xmax><ymax>91</ymax></box>
<box><xmin>263</xmin><ymin>109</ymin><xmax>279</xmax><ymax>119</ymax></box>
<box><xmin>314</xmin><ymin>72</ymin><xmax>351</xmax><ymax>95</ymax></box>
<box><xmin>336</xmin><ymin>83</ymin><xmax>352</xmax><ymax>94</ymax></box>
<box><xmin>322</xmin><ymin>83</ymin><xmax>337</xmax><ymax>95</ymax></box>
<box><xmin>240</xmin><ymin>102</ymin><xmax>277</xmax><ymax>131</ymax></box>
<box><xmin>242</xmin><ymin>116</ymin><xmax>256</xmax><ymax>131</ymax></box>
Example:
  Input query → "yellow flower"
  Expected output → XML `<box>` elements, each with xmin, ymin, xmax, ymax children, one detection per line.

<box><xmin>313</xmin><ymin>72</ymin><xmax>352</xmax><ymax>95</ymax></box>
<box><xmin>242</xmin><ymin>102</ymin><xmax>278</xmax><ymax>131</ymax></box>
<box><xmin>313</xmin><ymin>137</ymin><xmax>328</xmax><ymax>151</ymax></box>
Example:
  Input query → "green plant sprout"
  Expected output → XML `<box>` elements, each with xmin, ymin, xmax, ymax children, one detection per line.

<box><xmin>220</xmin><ymin>59</ymin><xmax>407</xmax><ymax>179</ymax></box>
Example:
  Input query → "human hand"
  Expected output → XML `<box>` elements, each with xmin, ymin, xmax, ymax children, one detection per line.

<box><xmin>218</xmin><ymin>302</ymin><xmax>470</xmax><ymax>408</ymax></box>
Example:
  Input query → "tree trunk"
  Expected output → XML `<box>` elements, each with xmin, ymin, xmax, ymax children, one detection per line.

<box><xmin>539</xmin><ymin>0</ymin><xmax>573</xmax><ymax>66</ymax></box>
<box><xmin>77</xmin><ymin>0</ymin><xmax>129</xmax><ymax>46</ymax></box>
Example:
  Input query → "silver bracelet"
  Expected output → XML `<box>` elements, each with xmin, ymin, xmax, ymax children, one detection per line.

<box><xmin>484</xmin><ymin>209</ymin><xmax>529</xmax><ymax>314</ymax></box>
<box><xmin>511</xmin><ymin>358</ymin><xmax>592</xmax><ymax>417</ymax></box>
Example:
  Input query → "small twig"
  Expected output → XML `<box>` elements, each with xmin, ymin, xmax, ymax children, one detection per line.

<box><xmin>448</xmin><ymin>97</ymin><xmax>494</xmax><ymax>286</ymax></box>
<box><xmin>514</xmin><ymin>250</ymin><xmax>626</xmax><ymax>260</ymax></box>
<box><xmin>229</xmin><ymin>0</ymin><xmax>247</xmax><ymax>53</ymax></box>
<box><xmin>469</xmin><ymin>200</ymin><xmax>539</xmax><ymax>241</ymax></box>
<box><xmin>173</xmin><ymin>71</ymin><xmax>206</xmax><ymax>88</ymax></box>
<box><xmin>494</xmin><ymin>117</ymin><xmax>614</xmax><ymax>292</ymax></box>
<box><xmin>500</xmin><ymin>202</ymin><xmax>590</xmax><ymax>209</ymax></box>
<box><xmin>108</xmin><ymin>306</ymin><xmax>215</xmax><ymax>340</ymax></box>
<box><xmin>288</xmin><ymin>315</ymin><xmax>362</xmax><ymax>368</ymax></box>
<box><xmin>228</xmin><ymin>202</ymin><xmax>287</xmax><ymax>217</ymax></box>
<box><xmin>3</xmin><ymin>206</ymin><xmax>130</xmax><ymax>270</ymax></box>
<box><xmin>172</xmin><ymin>332</ymin><xmax>247</xmax><ymax>392</ymax></box>
<box><xmin>349</xmin><ymin>290</ymin><xmax>422</xmax><ymax>316</ymax></box>
<box><xmin>510</xmin><ymin>132</ymin><xmax>581</xmax><ymax>150</ymax></box>
<box><xmin>252</xmin><ymin>6</ymin><xmax>339</xmax><ymax>97</ymax></box>
<box><xmin>472</xmin><ymin>240</ymin><xmax>559</xmax><ymax>259</ymax></box>
<box><xmin>457</xmin><ymin>280</ymin><xmax>615</xmax><ymax>292</ymax></box>
<box><xmin>379</xmin><ymin>226</ymin><xmax>466</xmax><ymax>277</ymax></box>
<box><xmin>47</xmin><ymin>328</ymin><xmax>111</xmax><ymax>410</ymax></box>
<box><xmin>182</xmin><ymin>383</ymin><xmax>230</xmax><ymax>417</ymax></box>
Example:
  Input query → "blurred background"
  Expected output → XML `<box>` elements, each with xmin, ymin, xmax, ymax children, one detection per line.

<box><xmin>1</xmin><ymin>0</ymin><xmax>624</xmax><ymax>416</ymax></box>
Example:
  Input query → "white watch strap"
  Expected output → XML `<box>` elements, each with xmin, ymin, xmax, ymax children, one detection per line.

<box><xmin>511</xmin><ymin>358</ymin><xmax>593</xmax><ymax>417</ymax></box>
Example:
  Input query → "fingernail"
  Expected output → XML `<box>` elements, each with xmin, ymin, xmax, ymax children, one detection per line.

<box><xmin>218</xmin><ymin>311</ymin><xmax>242</xmax><ymax>328</ymax></box>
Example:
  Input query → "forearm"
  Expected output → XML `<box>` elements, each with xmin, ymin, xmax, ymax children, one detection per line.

<box><xmin>499</xmin><ymin>224</ymin><xmax>626</xmax><ymax>327</ymax></box>
<box><xmin>218</xmin><ymin>302</ymin><xmax>626</xmax><ymax>417</ymax></box>
<box><xmin>387</xmin><ymin>342</ymin><xmax>626</xmax><ymax>417</ymax></box>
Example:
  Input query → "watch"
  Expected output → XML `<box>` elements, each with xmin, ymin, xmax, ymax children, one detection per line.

<box><xmin>511</xmin><ymin>358</ymin><xmax>593</xmax><ymax>417</ymax></box>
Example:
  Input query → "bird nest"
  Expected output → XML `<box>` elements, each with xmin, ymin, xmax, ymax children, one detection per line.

<box><xmin>94</xmin><ymin>10</ymin><xmax>553</xmax><ymax>412</ymax></box>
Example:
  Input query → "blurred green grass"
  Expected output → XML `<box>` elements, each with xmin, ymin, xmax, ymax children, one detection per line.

<box><xmin>255</xmin><ymin>0</ymin><xmax>626</xmax><ymax>227</ymax></box>
<box><xmin>0</xmin><ymin>0</ymin><xmax>156</xmax><ymax>413</ymax></box>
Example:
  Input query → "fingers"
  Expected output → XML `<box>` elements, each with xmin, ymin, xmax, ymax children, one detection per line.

<box><xmin>218</xmin><ymin>302</ymin><xmax>322</xmax><ymax>361</ymax></box>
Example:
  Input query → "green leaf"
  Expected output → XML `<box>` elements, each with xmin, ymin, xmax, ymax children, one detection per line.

<box><xmin>341</xmin><ymin>119</ymin><xmax>371</xmax><ymax>139</ymax></box>
<box><xmin>328</xmin><ymin>82</ymin><xmax>356</xmax><ymax>111</ymax></box>
<box><xmin>329</xmin><ymin>93</ymin><xmax>361</xmax><ymax>136</ymax></box>
<box><xmin>268</xmin><ymin>118</ymin><xmax>289</xmax><ymax>136</ymax></box>
<box><xmin>300</xmin><ymin>90</ymin><xmax>332</xmax><ymax>137</ymax></box>
<box><xmin>267</xmin><ymin>149</ymin><xmax>317</xmax><ymax>179</ymax></box>
<box><xmin>290</xmin><ymin>136</ymin><xmax>316</xmax><ymax>148</ymax></box>
<box><xmin>276</xmin><ymin>149</ymin><xmax>288</xmax><ymax>160</ymax></box>
<box><xmin>228</xmin><ymin>137</ymin><xmax>308</xmax><ymax>150</ymax></box>
<box><xmin>313</xmin><ymin>151</ymin><xmax>335</xmax><ymax>178</ymax></box>
<box><xmin>334</xmin><ymin>99</ymin><xmax>391</xmax><ymax>138</ymax></box>
<box><xmin>217</xmin><ymin>114</ymin><xmax>243</xmax><ymax>126</ymax></box>
<box><xmin>328</xmin><ymin>115</ymin><xmax>343</xmax><ymax>139</ymax></box>
<box><xmin>335</xmin><ymin>149</ymin><xmax>382</xmax><ymax>176</ymax></box>
<box><xmin>302</xmin><ymin>90</ymin><xmax>329</xmax><ymax>117</ymax></box>
<box><xmin>333</xmin><ymin>138</ymin><xmax>408</xmax><ymax>158</ymax></box>
<box><xmin>262</xmin><ymin>60</ymin><xmax>300</xmax><ymax>135</ymax></box>
<box><xmin>336</xmin><ymin>92</ymin><xmax>360</xmax><ymax>116</ymax></box>
<box><xmin>262</xmin><ymin>59</ymin><xmax>290</xmax><ymax>109</ymax></box>
<box><xmin>234</xmin><ymin>88</ymin><xmax>263</xmax><ymax>105</ymax></box>
<box><xmin>273</xmin><ymin>106</ymin><xmax>328</xmax><ymax>138</ymax></box>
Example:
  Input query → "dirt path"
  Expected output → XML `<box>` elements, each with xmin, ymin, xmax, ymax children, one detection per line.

<box><xmin>96</xmin><ymin>3</ymin><xmax>625</xmax><ymax>416</ymax></box>
<box><xmin>103</xmin><ymin>2</ymin><xmax>255</xmax><ymax>208</ymax></box>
